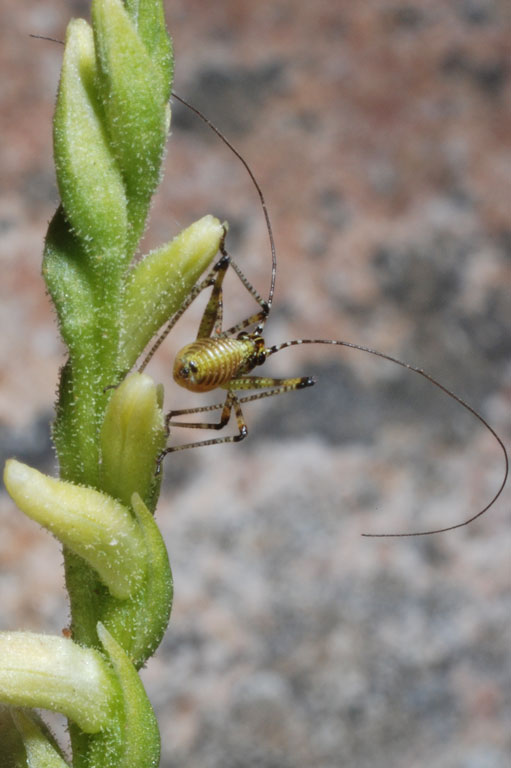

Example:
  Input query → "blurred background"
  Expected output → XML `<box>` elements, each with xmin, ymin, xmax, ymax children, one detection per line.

<box><xmin>0</xmin><ymin>1</ymin><xmax>510</xmax><ymax>766</ymax></box>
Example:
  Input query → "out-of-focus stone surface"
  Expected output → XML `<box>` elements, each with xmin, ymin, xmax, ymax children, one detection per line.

<box><xmin>1</xmin><ymin>1</ymin><xmax>509</xmax><ymax>766</ymax></box>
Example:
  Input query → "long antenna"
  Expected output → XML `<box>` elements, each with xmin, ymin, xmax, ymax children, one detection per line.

<box><xmin>30</xmin><ymin>33</ymin><xmax>509</xmax><ymax>537</ymax></box>
<box><xmin>171</xmin><ymin>92</ymin><xmax>277</xmax><ymax>314</ymax></box>
<box><xmin>267</xmin><ymin>338</ymin><xmax>509</xmax><ymax>536</ymax></box>
<box><xmin>29</xmin><ymin>33</ymin><xmax>63</xmax><ymax>44</ymax></box>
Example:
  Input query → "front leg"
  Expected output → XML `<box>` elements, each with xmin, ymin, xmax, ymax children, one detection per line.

<box><xmin>196</xmin><ymin>251</ymin><xmax>230</xmax><ymax>339</ymax></box>
<box><xmin>228</xmin><ymin>374</ymin><xmax>315</xmax><ymax>395</ymax></box>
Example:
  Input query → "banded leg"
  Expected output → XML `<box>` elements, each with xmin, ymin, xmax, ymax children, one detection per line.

<box><xmin>228</xmin><ymin>374</ymin><xmax>315</xmax><ymax>394</ymax></box>
<box><xmin>157</xmin><ymin>374</ymin><xmax>315</xmax><ymax>471</ymax></box>
<box><xmin>219</xmin><ymin>306</ymin><xmax>269</xmax><ymax>338</ymax></box>
<box><xmin>156</xmin><ymin>391</ymin><xmax>247</xmax><ymax>471</ymax></box>
<box><xmin>165</xmin><ymin>373</ymin><xmax>314</xmax><ymax>430</ymax></box>
<box><xmin>197</xmin><ymin>248</ymin><xmax>270</xmax><ymax>340</ymax></box>
<box><xmin>165</xmin><ymin>391</ymin><xmax>235</xmax><ymax>432</ymax></box>
<box><xmin>196</xmin><ymin>253</ymin><xmax>230</xmax><ymax>338</ymax></box>
<box><xmin>217</xmin><ymin>248</ymin><xmax>270</xmax><ymax>336</ymax></box>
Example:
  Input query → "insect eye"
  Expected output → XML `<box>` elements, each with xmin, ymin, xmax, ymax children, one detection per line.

<box><xmin>189</xmin><ymin>360</ymin><xmax>199</xmax><ymax>373</ymax></box>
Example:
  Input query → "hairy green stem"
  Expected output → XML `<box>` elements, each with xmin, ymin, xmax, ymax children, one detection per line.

<box><xmin>1</xmin><ymin>2</ymin><xmax>223</xmax><ymax>765</ymax></box>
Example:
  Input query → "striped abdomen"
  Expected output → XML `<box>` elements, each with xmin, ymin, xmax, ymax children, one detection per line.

<box><xmin>173</xmin><ymin>337</ymin><xmax>262</xmax><ymax>393</ymax></box>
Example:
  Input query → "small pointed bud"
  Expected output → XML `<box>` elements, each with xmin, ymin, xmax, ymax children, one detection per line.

<box><xmin>100</xmin><ymin>373</ymin><xmax>166</xmax><ymax>511</ymax></box>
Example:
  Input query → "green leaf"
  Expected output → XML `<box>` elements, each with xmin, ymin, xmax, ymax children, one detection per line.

<box><xmin>129</xmin><ymin>493</ymin><xmax>173</xmax><ymax>662</ymax></box>
<box><xmin>53</xmin><ymin>18</ymin><xmax>128</xmax><ymax>266</ymax></box>
<box><xmin>42</xmin><ymin>208</ymin><xmax>96</xmax><ymax>355</ymax></box>
<box><xmin>100</xmin><ymin>494</ymin><xmax>173</xmax><ymax>667</ymax></box>
<box><xmin>43</xmin><ymin>210</ymin><xmax>102</xmax><ymax>483</ymax></box>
